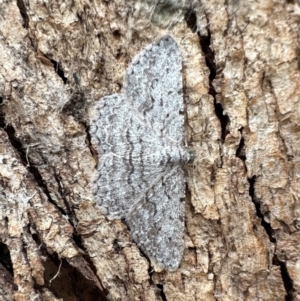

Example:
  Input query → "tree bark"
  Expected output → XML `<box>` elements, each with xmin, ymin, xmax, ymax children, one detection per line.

<box><xmin>0</xmin><ymin>0</ymin><xmax>298</xmax><ymax>300</ymax></box>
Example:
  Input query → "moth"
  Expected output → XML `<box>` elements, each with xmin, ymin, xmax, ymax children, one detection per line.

<box><xmin>90</xmin><ymin>35</ymin><xmax>193</xmax><ymax>270</ymax></box>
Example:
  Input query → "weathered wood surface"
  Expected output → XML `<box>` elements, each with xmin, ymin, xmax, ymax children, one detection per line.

<box><xmin>0</xmin><ymin>1</ymin><xmax>299</xmax><ymax>300</ymax></box>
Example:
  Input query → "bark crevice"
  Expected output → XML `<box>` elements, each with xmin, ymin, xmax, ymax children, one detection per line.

<box><xmin>1</xmin><ymin>123</ymin><xmax>67</xmax><ymax>217</ymax></box>
<box><xmin>156</xmin><ymin>284</ymin><xmax>167</xmax><ymax>301</ymax></box>
<box><xmin>248</xmin><ymin>176</ymin><xmax>275</xmax><ymax>243</ymax></box>
<box><xmin>273</xmin><ymin>255</ymin><xmax>294</xmax><ymax>301</ymax></box>
<box><xmin>16</xmin><ymin>0</ymin><xmax>29</xmax><ymax>28</ymax></box>
<box><xmin>49</xmin><ymin>58</ymin><xmax>68</xmax><ymax>84</ymax></box>
<box><xmin>0</xmin><ymin>242</ymin><xmax>13</xmax><ymax>275</ymax></box>
<box><xmin>235</xmin><ymin>128</ymin><xmax>246</xmax><ymax>161</ymax></box>
<box><xmin>248</xmin><ymin>176</ymin><xmax>295</xmax><ymax>300</ymax></box>
<box><xmin>184</xmin><ymin>9</ymin><xmax>197</xmax><ymax>33</ymax></box>
<box><xmin>198</xmin><ymin>29</ymin><xmax>229</xmax><ymax>143</ymax></box>
<box><xmin>184</xmin><ymin>8</ymin><xmax>229</xmax><ymax>142</ymax></box>
<box><xmin>42</xmin><ymin>255</ymin><xmax>105</xmax><ymax>301</ymax></box>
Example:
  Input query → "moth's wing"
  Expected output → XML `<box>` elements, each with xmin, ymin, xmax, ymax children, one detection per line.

<box><xmin>125</xmin><ymin>166</ymin><xmax>185</xmax><ymax>271</ymax></box>
<box><xmin>123</xmin><ymin>35</ymin><xmax>184</xmax><ymax>144</ymax></box>
<box><xmin>90</xmin><ymin>94</ymin><xmax>168</xmax><ymax>218</ymax></box>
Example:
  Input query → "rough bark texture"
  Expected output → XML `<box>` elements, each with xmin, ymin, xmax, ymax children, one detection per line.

<box><xmin>0</xmin><ymin>0</ymin><xmax>299</xmax><ymax>300</ymax></box>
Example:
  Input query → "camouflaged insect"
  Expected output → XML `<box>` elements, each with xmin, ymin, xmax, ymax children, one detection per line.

<box><xmin>90</xmin><ymin>35</ymin><xmax>193</xmax><ymax>271</ymax></box>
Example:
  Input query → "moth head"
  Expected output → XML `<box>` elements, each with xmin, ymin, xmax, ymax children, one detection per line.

<box><xmin>186</xmin><ymin>149</ymin><xmax>195</xmax><ymax>164</ymax></box>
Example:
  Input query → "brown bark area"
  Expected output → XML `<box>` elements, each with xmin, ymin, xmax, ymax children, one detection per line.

<box><xmin>0</xmin><ymin>0</ymin><xmax>299</xmax><ymax>300</ymax></box>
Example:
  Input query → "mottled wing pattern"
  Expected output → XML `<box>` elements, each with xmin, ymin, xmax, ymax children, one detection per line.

<box><xmin>123</xmin><ymin>35</ymin><xmax>184</xmax><ymax>144</ymax></box>
<box><xmin>90</xmin><ymin>35</ymin><xmax>186</xmax><ymax>270</ymax></box>
<box><xmin>90</xmin><ymin>94</ymin><xmax>169</xmax><ymax>218</ymax></box>
<box><xmin>126</xmin><ymin>166</ymin><xmax>185</xmax><ymax>271</ymax></box>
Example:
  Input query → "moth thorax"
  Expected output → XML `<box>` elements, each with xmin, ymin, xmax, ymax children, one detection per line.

<box><xmin>166</xmin><ymin>147</ymin><xmax>194</xmax><ymax>165</ymax></box>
